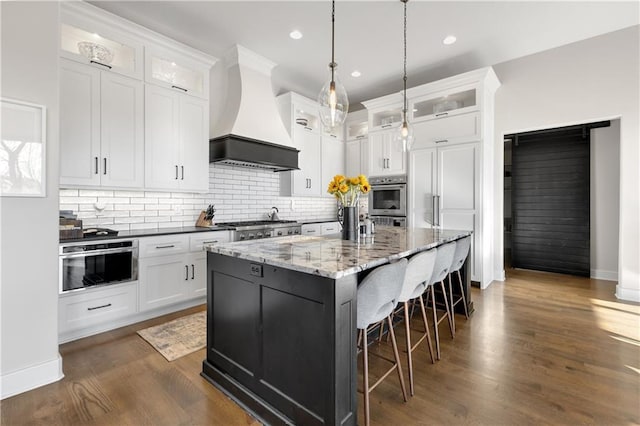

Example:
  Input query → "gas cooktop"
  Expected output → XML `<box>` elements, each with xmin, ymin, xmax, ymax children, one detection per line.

<box><xmin>216</xmin><ymin>220</ymin><xmax>301</xmax><ymax>241</ymax></box>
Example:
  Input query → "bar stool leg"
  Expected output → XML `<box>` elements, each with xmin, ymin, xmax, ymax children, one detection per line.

<box><xmin>418</xmin><ymin>295</ymin><xmax>436</xmax><ymax>364</ymax></box>
<box><xmin>428</xmin><ymin>286</ymin><xmax>441</xmax><ymax>360</ymax></box>
<box><xmin>439</xmin><ymin>280</ymin><xmax>455</xmax><ymax>338</ymax></box>
<box><xmin>362</xmin><ymin>328</ymin><xmax>371</xmax><ymax>426</ymax></box>
<box><xmin>387</xmin><ymin>315</ymin><xmax>408</xmax><ymax>402</ymax></box>
<box><xmin>448</xmin><ymin>274</ymin><xmax>457</xmax><ymax>332</ymax></box>
<box><xmin>457</xmin><ymin>270</ymin><xmax>469</xmax><ymax>318</ymax></box>
<box><xmin>403</xmin><ymin>302</ymin><xmax>414</xmax><ymax>396</ymax></box>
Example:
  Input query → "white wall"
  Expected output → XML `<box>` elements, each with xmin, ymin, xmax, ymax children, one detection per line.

<box><xmin>591</xmin><ymin>121</ymin><xmax>620</xmax><ymax>280</ymax></box>
<box><xmin>59</xmin><ymin>164</ymin><xmax>338</xmax><ymax>231</ymax></box>
<box><xmin>0</xmin><ymin>2</ymin><xmax>63</xmax><ymax>398</ymax></box>
<box><xmin>493</xmin><ymin>26</ymin><xmax>639</xmax><ymax>301</ymax></box>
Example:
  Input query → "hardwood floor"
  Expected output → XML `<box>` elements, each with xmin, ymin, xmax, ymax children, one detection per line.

<box><xmin>2</xmin><ymin>269</ymin><xmax>639</xmax><ymax>425</ymax></box>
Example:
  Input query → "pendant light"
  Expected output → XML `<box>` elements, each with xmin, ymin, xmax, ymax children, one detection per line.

<box><xmin>317</xmin><ymin>0</ymin><xmax>349</xmax><ymax>130</ymax></box>
<box><xmin>395</xmin><ymin>0</ymin><xmax>414</xmax><ymax>151</ymax></box>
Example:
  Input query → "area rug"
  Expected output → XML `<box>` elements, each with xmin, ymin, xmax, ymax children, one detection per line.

<box><xmin>137</xmin><ymin>311</ymin><xmax>206</xmax><ymax>361</ymax></box>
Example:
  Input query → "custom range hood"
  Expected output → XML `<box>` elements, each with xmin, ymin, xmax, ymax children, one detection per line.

<box><xmin>209</xmin><ymin>45</ymin><xmax>298</xmax><ymax>172</ymax></box>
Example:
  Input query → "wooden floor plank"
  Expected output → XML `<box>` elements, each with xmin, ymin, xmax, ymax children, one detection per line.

<box><xmin>1</xmin><ymin>269</ymin><xmax>639</xmax><ymax>425</ymax></box>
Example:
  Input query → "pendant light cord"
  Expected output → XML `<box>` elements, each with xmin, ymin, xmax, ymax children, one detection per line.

<box><xmin>402</xmin><ymin>0</ymin><xmax>408</xmax><ymax>116</ymax></box>
<box><xmin>331</xmin><ymin>0</ymin><xmax>336</xmax><ymax>81</ymax></box>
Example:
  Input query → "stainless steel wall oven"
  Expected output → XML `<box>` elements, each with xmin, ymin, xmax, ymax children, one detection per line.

<box><xmin>59</xmin><ymin>240</ymin><xmax>138</xmax><ymax>293</ymax></box>
<box><xmin>368</xmin><ymin>175</ymin><xmax>407</xmax><ymax>222</ymax></box>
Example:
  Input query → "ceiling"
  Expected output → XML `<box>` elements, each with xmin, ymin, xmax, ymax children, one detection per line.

<box><xmin>90</xmin><ymin>1</ymin><xmax>639</xmax><ymax>107</ymax></box>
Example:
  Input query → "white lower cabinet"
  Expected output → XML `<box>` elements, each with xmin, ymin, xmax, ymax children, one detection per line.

<box><xmin>139</xmin><ymin>253</ymin><xmax>192</xmax><ymax>312</ymax></box>
<box><xmin>321</xmin><ymin>221</ymin><xmax>340</xmax><ymax>235</ymax></box>
<box><xmin>58</xmin><ymin>282</ymin><xmax>138</xmax><ymax>335</ymax></box>
<box><xmin>138</xmin><ymin>231</ymin><xmax>229</xmax><ymax>312</ymax></box>
<box><xmin>301</xmin><ymin>223</ymin><xmax>322</xmax><ymax>236</ymax></box>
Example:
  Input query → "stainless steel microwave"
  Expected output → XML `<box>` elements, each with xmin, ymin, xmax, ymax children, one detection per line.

<box><xmin>368</xmin><ymin>175</ymin><xmax>407</xmax><ymax>217</ymax></box>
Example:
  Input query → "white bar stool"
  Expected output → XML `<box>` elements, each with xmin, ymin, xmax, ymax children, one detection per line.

<box><xmin>357</xmin><ymin>258</ymin><xmax>408</xmax><ymax>426</ymax></box>
<box><xmin>448</xmin><ymin>236</ymin><xmax>471</xmax><ymax>331</ymax></box>
<box><xmin>426</xmin><ymin>241</ymin><xmax>456</xmax><ymax>360</ymax></box>
<box><xmin>396</xmin><ymin>249</ymin><xmax>437</xmax><ymax>396</ymax></box>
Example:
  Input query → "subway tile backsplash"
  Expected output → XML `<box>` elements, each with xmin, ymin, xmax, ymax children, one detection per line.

<box><xmin>60</xmin><ymin>164</ymin><xmax>341</xmax><ymax>231</ymax></box>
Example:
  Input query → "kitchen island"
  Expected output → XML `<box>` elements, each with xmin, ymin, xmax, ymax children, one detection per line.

<box><xmin>201</xmin><ymin>227</ymin><xmax>472</xmax><ymax>426</ymax></box>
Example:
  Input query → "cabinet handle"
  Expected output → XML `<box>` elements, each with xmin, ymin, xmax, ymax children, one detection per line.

<box><xmin>202</xmin><ymin>240</ymin><xmax>219</xmax><ymax>244</ymax></box>
<box><xmin>435</xmin><ymin>112</ymin><xmax>449</xmax><ymax>117</ymax></box>
<box><xmin>88</xmin><ymin>303</ymin><xmax>112</xmax><ymax>311</ymax></box>
<box><xmin>185</xmin><ymin>265</ymin><xmax>189</xmax><ymax>281</ymax></box>
<box><xmin>381</xmin><ymin>124</ymin><xmax>392</xmax><ymax>129</ymax></box>
<box><xmin>309</xmin><ymin>178</ymin><xmax>312</xmax><ymax>189</ymax></box>
<box><xmin>304</xmin><ymin>126</ymin><xmax>313</xmax><ymax>131</ymax></box>
<box><xmin>435</xmin><ymin>195</ymin><xmax>441</xmax><ymax>227</ymax></box>
<box><xmin>90</xmin><ymin>60</ymin><xmax>112</xmax><ymax>70</ymax></box>
<box><xmin>103</xmin><ymin>158</ymin><xmax>107</xmax><ymax>175</ymax></box>
<box><xmin>175</xmin><ymin>165</ymin><xmax>179</xmax><ymax>180</ymax></box>
<box><xmin>155</xmin><ymin>244</ymin><xmax>175</xmax><ymax>249</ymax></box>
<box><xmin>307</xmin><ymin>230</ymin><xmax>316</xmax><ymax>233</ymax></box>
<box><xmin>172</xmin><ymin>85</ymin><xmax>188</xmax><ymax>92</ymax></box>
<box><xmin>95</xmin><ymin>157</ymin><xmax>99</xmax><ymax>174</ymax></box>
<box><xmin>181</xmin><ymin>165</ymin><xmax>184</xmax><ymax>180</ymax></box>
<box><xmin>330</xmin><ymin>134</ymin><xmax>337</xmax><ymax>139</ymax></box>
<box><xmin>435</xmin><ymin>139</ymin><xmax>449</xmax><ymax>144</ymax></box>
<box><xmin>356</xmin><ymin>135</ymin><xmax>365</xmax><ymax>139</ymax></box>
<box><xmin>191</xmin><ymin>264</ymin><xmax>195</xmax><ymax>280</ymax></box>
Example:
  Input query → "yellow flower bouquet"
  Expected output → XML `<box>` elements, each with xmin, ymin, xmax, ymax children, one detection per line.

<box><xmin>327</xmin><ymin>174</ymin><xmax>371</xmax><ymax>207</ymax></box>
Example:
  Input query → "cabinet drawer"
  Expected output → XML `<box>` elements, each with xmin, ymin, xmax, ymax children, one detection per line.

<box><xmin>415</xmin><ymin>112</ymin><xmax>479</xmax><ymax>145</ymax></box>
<box><xmin>59</xmin><ymin>282</ymin><xmax>137</xmax><ymax>333</ymax></box>
<box><xmin>189</xmin><ymin>231</ymin><xmax>231</xmax><ymax>252</ymax></box>
<box><xmin>301</xmin><ymin>224</ymin><xmax>322</xmax><ymax>235</ymax></box>
<box><xmin>139</xmin><ymin>234</ymin><xmax>189</xmax><ymax>258</ymax></box>
<box><xmin>320</xmin><ymin>222</ymin><xmax>340</xmax><ymax>235</ymax></box>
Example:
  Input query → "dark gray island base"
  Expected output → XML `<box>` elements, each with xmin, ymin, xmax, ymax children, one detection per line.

<box><xmin>201</xmin><ymin>227</ymin><xmax>472</xmax><ymax>425</ymax></box>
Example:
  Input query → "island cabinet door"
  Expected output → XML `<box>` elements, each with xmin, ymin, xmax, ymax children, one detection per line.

<box><xmin>204</xmin><ymin>253</ymin><xmax>358</xmax><ymax>426</ymax></box>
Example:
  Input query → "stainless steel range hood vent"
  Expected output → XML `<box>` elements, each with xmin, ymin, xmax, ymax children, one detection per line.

<box><xmin>209</xmin><ymin>134</ymin><xmax>299</xmax><ymax>172</ymax></box>
<box><xmin>209</xmin><ymin>45</ymin><xmax>298</xmax><ymax>172</ymax></box>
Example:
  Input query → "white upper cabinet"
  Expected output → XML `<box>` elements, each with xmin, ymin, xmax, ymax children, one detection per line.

<box><xmin>60</xmin><ymin>59</ymin><xmax>144</xmax><ymax>188</ymax></box>
<box><xmin>145</xmin><ymin>85</ymin><xmax>209</xmax><ymax>192</ymax></box>
<box><xmin>60</xmin><ymin>4</ymin><xmax>143</xmax><ymax>79</ymax></box>
<box><xmin>344</xmin><ymin>109</ymin><xmax>369</xmax><ymax>178</ymax></box>
<box><xmin>145</xmin><ymin>45</ymin><xmax>210</xmax><ymax>99</ymax></box>
<box><xmin>278</xmin><ymin>92</ymin><xmax>324</xmax><ymax>197</ymax></box>
<box><xmin>321</xmin><ymin>135</ymin><xmax>344</xmax><ymax>197</ymax></box>
<box><xmin>367</xmin><ymin>129</ymin><xmax>406</xmax><ymax>177</ymax></box>
<box><xmin>59</xmin><ymin>2</ymin><xmax>216</xmax><ymax>192</ymax></box>
<box><xmin>410</xmin><ymin>85</ymin><xmax>478</xmax><ymax>122</ymax></box>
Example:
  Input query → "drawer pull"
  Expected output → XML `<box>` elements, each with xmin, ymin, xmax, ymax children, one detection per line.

<box><xmin>381</xmin><ymin>124</ymin><xmax>392</xmax><ymax>129</ymax></box>
<box><xmin>171</xmin><ymin>85</ymin><xmax>188</xmax><ymax>92</ymax></box>
<box><xmin>88</xmin><ymin>303</ymin><xmax>112</xmax><ymax>311</ymax></box>
<box><xmin>435</xmin><ymin>112</ymin><xmax>449</xmax><ymax>117</ymax></box>
<box><xmin>203</xmin><ymin>240</ymin><xmax>219</xmax><ymax>244</ymax></box>
<box><xmin>155</xmin><ymin>244</ymin><xmax>175</xmax><ymax>249</ymax></box>
<box><xmin>435</xmin><ymin>139</ymin><xmax>449</xmax><ymax>144</ymax></box>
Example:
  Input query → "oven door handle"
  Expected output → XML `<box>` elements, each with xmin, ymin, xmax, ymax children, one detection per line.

<box><xmin>60</xmin><ymin>247</ymin><xmax>137</xmax><ymax>259</ymax></box>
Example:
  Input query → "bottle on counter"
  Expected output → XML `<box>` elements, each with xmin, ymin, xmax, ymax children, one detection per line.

<box><xmin>364</xmin><ymin>215</ymin><xmax>372</xmax><ymax>236</ymax></box>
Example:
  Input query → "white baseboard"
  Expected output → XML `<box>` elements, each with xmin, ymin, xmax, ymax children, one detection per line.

<box><xmin>616</xmin><ymin>286</ymin><xmax>640</xmax><ymax>303</ymax></box>
<box><xmin>1</xmin><ymin>355</ymin><xmax>64</xmax><ymax>400</ymax></box>
<box><xmin>494</xmin><ymin>269</ymin><xmax>506</xmax><ymax>282</ymax></box>
<box><xmin>590</xmin><ymin>269</ymin><xmax>618</xmax><ymax>281</ymax></box>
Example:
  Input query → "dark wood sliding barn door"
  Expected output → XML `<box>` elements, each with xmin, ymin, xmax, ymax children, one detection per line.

<box><xmin>510</xmin><ymin>126</ymin><xmax>591</xmax><ymax>276</ymax></box>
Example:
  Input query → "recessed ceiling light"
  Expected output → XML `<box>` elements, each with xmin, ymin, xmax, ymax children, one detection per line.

<box><xmin>443</xmin><ymin>35</ymin><xmax>457</xmax><ymax>45</ymax></box>
<box><xmin>289</xmin><ymin>30</ymin><xmax>303</xmax><ymax>40</ymax></box>
<box><xmin>351</xmin><ymin>70</ymin><xmax>361</xmax><ymax>78</ymax></box>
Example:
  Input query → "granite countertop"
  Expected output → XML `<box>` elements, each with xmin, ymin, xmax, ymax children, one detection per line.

<box><xmin>206</xmin><ymin>227</ymin><xmax>471</xmax><ymax>279</ymax></box>
<box><xmin>59</xmin><ymin>225</ymin><xmax>235</xmax><ymax>244</ymax></box>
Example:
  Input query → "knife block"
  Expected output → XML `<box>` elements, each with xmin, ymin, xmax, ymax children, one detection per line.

<box><xmin>195</xmin><ymin>211</ymin><xmax>213</xmax><ymax>227</ymax></box>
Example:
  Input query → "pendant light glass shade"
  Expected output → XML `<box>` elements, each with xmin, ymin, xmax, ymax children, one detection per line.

<box><xmin>394</xmin><ymin>113</ymin><xmax>414</xmax><ymax>151</ymax></box>
<box><xmin>318</xmin><ymin>0</ymin><xmax>348</xmax><ymax>129</ymax></box>
<box><xmin>318</xmin><ymin>64</ymin><xmax>348</xmax><ymax>129</ymax></box>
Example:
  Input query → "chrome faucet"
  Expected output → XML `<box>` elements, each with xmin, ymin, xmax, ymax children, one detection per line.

<box><xmin>268</xmin><ymin>206</ymin><xmax>280</xmax><ymax>221</ymax></box>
